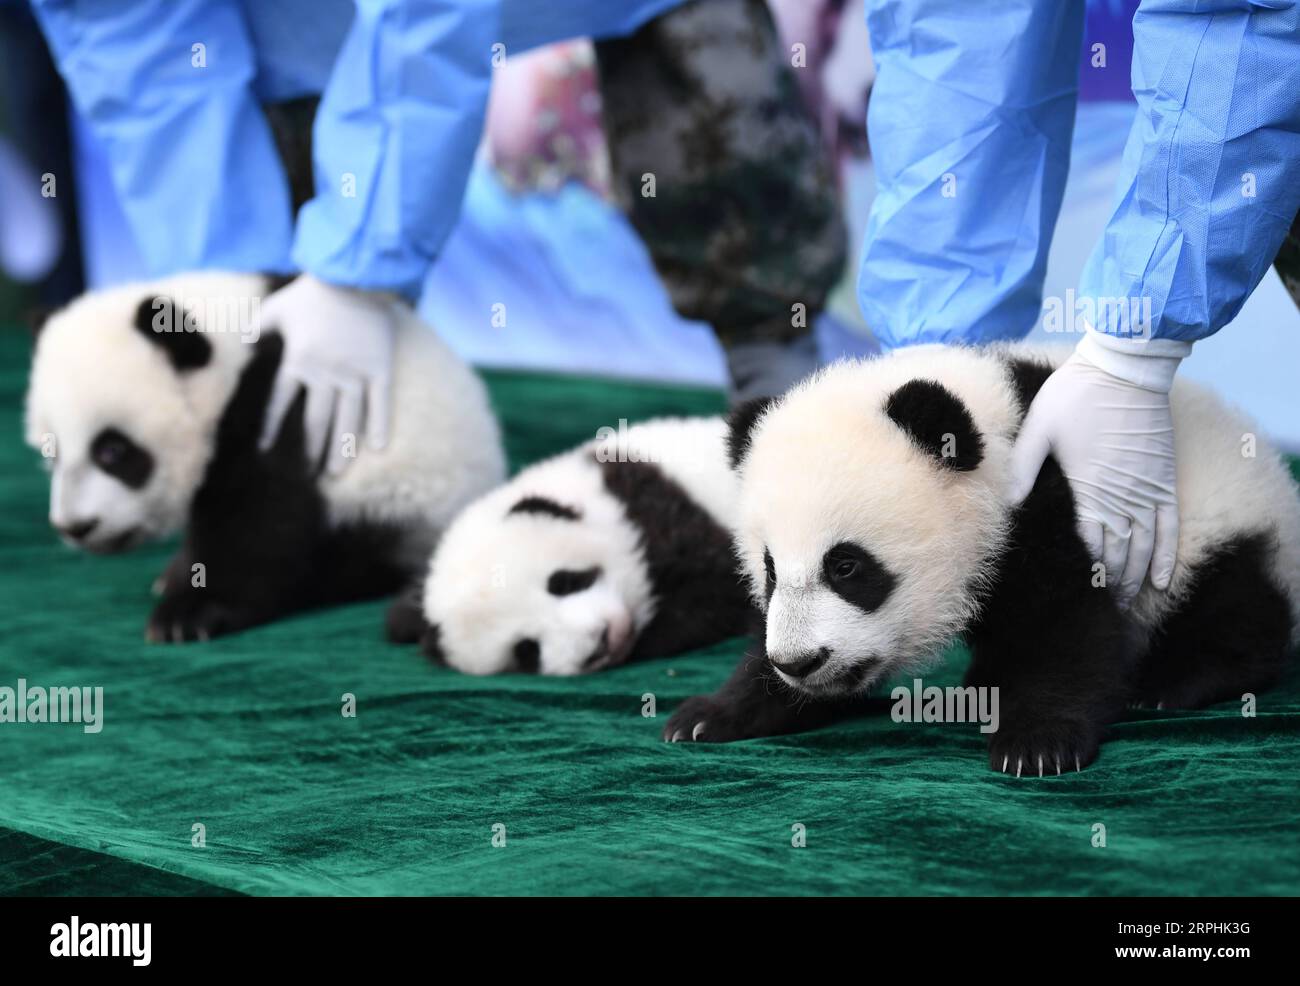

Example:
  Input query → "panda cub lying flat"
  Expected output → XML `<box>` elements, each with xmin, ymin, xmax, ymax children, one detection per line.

<box><xmin>388</xmin><ymin>416</ymin><xmax>753</xmax><ymax>675</ymax></box>
<box><xmin>25</xmin><ymin>271</ymin><xmax>505</xmax><ymax>641</ymax></box>
<box><xmin>666</xmin><ymin>343</ymin><xmax>1300</xmax><ymax>774</ymax></box>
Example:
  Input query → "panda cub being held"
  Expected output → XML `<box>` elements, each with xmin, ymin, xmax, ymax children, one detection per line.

<box><xmin>25</xmin><ymin>271</ymin><xmax>506</xmax><ymax>642</ymax></box>
<box><xmin>388</xmin><ymin>416</ymin><xmax>754</xmax><ymax>675</ymax></box>
<box><xmin>665</xmin><ymin>343</ymin><xmax>1300</xmax><ymax>774</ymax></box>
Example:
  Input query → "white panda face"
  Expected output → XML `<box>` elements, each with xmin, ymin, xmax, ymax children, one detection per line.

<box><xmin>24</xmin><ymin>276</ymin><xmax>254</xmax><ymax>553</ymax></box>
<box><xmin>423</xmin><ymin>467</ymin><xmax>655</xmax><ymax>676</ymax></box>
<box><xmin>731</xmin><ymin>357</ymin><xmax>1015</xmax><ymax>698</ymax></box>
<box><xmin>44</xmin><ymin>425</ymin><xmax>169</xmax><ymax>553</ymax></box>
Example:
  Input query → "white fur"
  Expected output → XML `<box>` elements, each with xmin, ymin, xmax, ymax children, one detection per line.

<box><xmin>736</xmin><ymin>342</ymin><xmax>1300</xmax><ymax>695</ymax></box>
<box><xmin>25</xmin><ymin>271</ymin><xmax>505</xmax><ymax>560</ymax></box>
<box><xmin>423</xmin><ymin>416</ymin><xmax>737</xmax><ymax>676</ymax></box>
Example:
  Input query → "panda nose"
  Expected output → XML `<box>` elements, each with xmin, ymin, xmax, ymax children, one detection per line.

<box><xmin>57</xmin><ymin>518</ymin><xmax>99</xmax><ymax>542</ymax></box>
<box><xmin>772</xmin><ymin>648</ymin><xmax>830</xmax><ymax>679</ymax></box>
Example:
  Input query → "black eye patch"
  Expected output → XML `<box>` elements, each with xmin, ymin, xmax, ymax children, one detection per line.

<box><xmin>90</xmin><ymin>427</ymin><xmax>154</xmax><ymax>489</ymax></box>
<box><xmin>821</xmin><ymin>541</ymin><xmax>896</xmax><ymax>614</ymax></box>
<box><xmin>547</xmin><ymin>567</ymin><xmax>600</xmax><ymax>597</ymax></box>
<box><xmin>763</xmin><ymin>549</ymin><xmax>776</xmax><ymax>602</ymax></box>
<box><xmin>513</xmin><ymin>638</ymin><xmax>541</xmax><ymax>673</ymax></box>
<box><xmin>508</xmin><ymin>496</ymin><xmax>580</xmax><ymax>521</ymax></box>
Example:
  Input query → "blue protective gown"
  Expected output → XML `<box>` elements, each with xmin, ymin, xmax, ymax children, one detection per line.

<box><xmin>30</xmin><ymin>0</ymin><xmax>684</xmax><ymax>298</ymax></box>
<box><xmin>860</xmin><ymin>0</ymin><xmax>1300</xmax><ymax>348</ymax></box>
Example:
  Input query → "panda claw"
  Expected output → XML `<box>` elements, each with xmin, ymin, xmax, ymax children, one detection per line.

<box><xmin>1075</xmin><ymin>756</ymin><xmax>1082</xmax><ymax>773</ymax></box>
<box><xmin>1055</xmin><ymin>759</ymin><xmax>1062</xmax><ymax>776</ymax></box>
<box><xmin>1037</xmin><ymin>755</ymin><xmax>1044</xmax><ymax>778</ymax></box>
<box><xmin>1001</xmin><ymin>755</ymin><xmax>1008</xmax><ymax>773</ymax></box>
<box><xmin>670</xmin><ymin>729</ymin><xmax>685</xmax><ymax>743</ymax></box>
<box><xmin>1015</xmin><ymin>757</ymin><xmax>1023</xmax><ymax>778</ymax></box>
<box><xmin>692</xmin><ymin>721</ymin><xmax>707</xmax><ymax>741</ymax></box>
<box><xmin>1156</xmin><ymin>701</ymin><xmax>1165</xmax><ymax>710</ymax></box>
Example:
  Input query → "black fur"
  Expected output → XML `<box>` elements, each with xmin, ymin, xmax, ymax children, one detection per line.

<box><xmin>385</xmin><ymin>582</ymin><xmax>428</xmax><ymax>644</ymax></box>
<box><xmin>963</xmin><ymin>455</ymin><xmax>1135</xmax><ymax>773</ymax></box>
<box><xmin>132</xmin><ymin>296</ymin><xmax>212</xmax><ymax>371</ymax></box>
<box><xmin>884</xmin><ymin>379</ymin><xmax>984</xmax><ymax>471</ymax></box>
<box><xmin>598</xmin><ymin>455</ymin><xmax>754</xmax><ymax>660</ymax></box>
<box><xmin>89</xmin><ymin>427</ymin><xmax>154</xmax><ymax>490</ymax></box>
<box><xmin>421</xmin><ymin>624</ymin><xmax>448</xmax><ymax>666</ymax></box>
<box><xmin>1004</xmin><ymin>355</ymin><xmax>1054</xmax><ymax>419</ymax></box>
<box><xmin>148</xmin><ymin>333</ymin><xmax>410</xmax><ymax>642</ymax></box>
<box><xmin>822</xmin><ymin>541</ymin><xmax>896</xmax><ymax>615</ymax></box>
<box><xmin>663</xmin><ymin>633</ymin><xmax>888</xmax><ymax>741</ymax></box>
<box><xmin>548</xmin><ymin>567</ymin><xmax>601</xmax><ymax>597</ymax></box>
<box><xmin>1136</xmin><ymin>534</ymin><xmax>1293</xmax><ymax>709</ymax></box>
<box><xmin>508</xmin><ymin>496</ymin><xmax>581</xmax><ymax>521</ymax></box>
<box><xmin>726</xmin><ymin>397</ymin><xmax>776</xmax><ymax>469</ymax></box>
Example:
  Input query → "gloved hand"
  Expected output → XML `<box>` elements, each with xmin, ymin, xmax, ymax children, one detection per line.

<box><xmin>1008</xmin><ymin>331</ymin><xmax>1189</xmax><ymax>605</ymax></box>
<box><xmin>257</xmin><ymin>274</ymin><xmax>396</xmax><ymax>475</ymax></box>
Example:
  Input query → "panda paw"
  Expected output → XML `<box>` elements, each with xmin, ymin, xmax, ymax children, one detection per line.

<box><xmin>146</xmin><ymin>592</ymin><xmax>251</xmax><ymax>644</ymax></box>
<box><xmin>663</xmin><ymin>694</ymin><xmax>751</xmax><ymax>743</ymax></box>
<box><xmin>987</xmin><ymin>722</ymin><xmax>1100</xmax><ymax>778</ymax></box>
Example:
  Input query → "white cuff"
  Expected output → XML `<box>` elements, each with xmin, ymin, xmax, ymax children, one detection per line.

<box><xmin>1076</xmin><ymin>326</ymin><xmax>1190</xmax><ymax>393</ymax></box>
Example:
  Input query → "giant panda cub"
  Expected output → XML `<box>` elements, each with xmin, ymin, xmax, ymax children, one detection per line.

<box><xmin>25</xmin><ymin>271</ymin><xmax>506</xmax><ymax>641</ymax></box>
<box><xmin>665</xmin><ymin>343</ymin><xmax>1300</xmax><ymax>774</ymax></box>
<box><xmin>388</xmin><ymin>416</ymin><xmax>753</xmax><ymax>675</ymax></box>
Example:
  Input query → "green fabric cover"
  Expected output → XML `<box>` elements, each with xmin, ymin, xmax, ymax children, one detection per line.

<box><xmin>1</xmin><ymin>325</ymin><xmax>1297</xmax><ymax>897</ymax></box>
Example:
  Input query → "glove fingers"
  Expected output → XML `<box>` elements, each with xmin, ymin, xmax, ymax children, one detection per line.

<box><xmin>327</xmin><ymin>381</ymin><xmax>364</xmax><ymax>477</ymax></box>
<box><xmin>1118</xmin><ymin>512</ymin><xmax>1156</xmax><ymax>605</ymax></box>
<box><xmin>365</xmin><ymin>373</ymin><xmax>392</xmax><ymax>451</ymax></box>
<box><xmin>303</xmin><ymin>381</ymin><xmax>336</xmax><ymax>473</ymax></box>
<box><xmin>1151</xmin><ymin>502</ymin><xmax>1180</xmax><ymax>590</ymax></box>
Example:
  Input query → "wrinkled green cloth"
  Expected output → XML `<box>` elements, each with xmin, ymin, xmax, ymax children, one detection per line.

<box><xmin>0</xmin><ymin>326</ymin><xmax>1297</xmax><ymax>896</ymax></box>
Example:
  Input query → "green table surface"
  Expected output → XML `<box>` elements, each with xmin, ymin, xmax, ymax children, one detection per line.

<box><xmin>1</xmin><ymin>325</ymin><xmax>1297</xmax><ymax>896</ymax></box>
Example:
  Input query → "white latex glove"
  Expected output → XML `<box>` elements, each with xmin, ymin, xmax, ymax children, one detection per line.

<box><xmin>257</xmin><ymin>274</ymin><xmax>396</xmax><ymax>475</ymax></box>
<box><xmin>1009</xmin><ymin>330</ymin><xmax>1190</xmax><ymax>605</ymax></box>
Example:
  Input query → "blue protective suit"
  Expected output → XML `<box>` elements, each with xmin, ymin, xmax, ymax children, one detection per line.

<box><xmin>860</xmin><ymin>0</ymin><xmax>1300</xmax><ymax>348</ymax></box>
<box><xmin>31</xmin><ymin>0</ymin><xmax>684</xmax><ymax>298</ymax></box>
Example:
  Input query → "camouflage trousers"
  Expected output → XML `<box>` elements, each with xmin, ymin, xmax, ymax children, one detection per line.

<box><xmin>595</xmin><ymin>0</ymin><xmax>847</xmax><ymax>347</ymax></box>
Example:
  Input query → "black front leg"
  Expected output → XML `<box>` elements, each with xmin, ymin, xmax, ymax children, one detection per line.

<box><xmin>968</xmin><ymin>458</ymin><xmax>1138</xmax><ymax>775</ymax></box>
<box><xmin>664</xmin><ymin>637</ymin><xmax>879</xmax><ymax>742</ymax></box>
<box><xmin>147</xmin><ymin>335</ymin><xmax>324</xmax><ymax>643</ymax></box>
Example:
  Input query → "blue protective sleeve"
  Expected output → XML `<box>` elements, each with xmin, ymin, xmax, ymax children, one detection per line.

<box><xmin>293</xmin><ymin>0</ymin><xmax>685</xmax><ymax>298</ymax></box>
<box><xmin>30</xmin><ymin>0</ymin><xmax>295</xmax><ymax>275</ymax></box>
<box><xmin>858</xmin><ymin>0</ymin><xmax>1086</xmax><ymax>348</ymax></box>
<box><xmin>1079</xmin><ymin>0</ymin><xmax>1300</xmax><ymax>342</ymax></box>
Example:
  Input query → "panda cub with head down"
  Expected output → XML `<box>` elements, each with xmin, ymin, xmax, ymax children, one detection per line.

<box><xmin>25</xmin><ymin>271</ymin><xmax>506</xmax><ymax>641</ymax></box>
<box><xmin>388</xmin><ymin>417</ymin><xmax>753</xmax><ymax>675</ymax></box>
<box><xmin>665</xmin><ymin>343</ymin><xmax>1300</xmax><ymax>774</ymax></box>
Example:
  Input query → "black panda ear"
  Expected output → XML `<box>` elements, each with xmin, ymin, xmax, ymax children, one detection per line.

<box><xmin>133</xmin><ymin>295</ymin><xmax>212</xmax><ymax>371</ymax></box>
<box><xmin>726</xmin><ymin>396</ymin><xmax>776</xmax><ymax>469</ymax></box>
<box><xmin>884</xmin><ymin>379</ymin><xmax>984</xmax><ymax>472</ymax></box>
<box><xmin>421</xmin><ymin>624</ymin><xmax>447</xmax><ymax>667</ymax></box>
